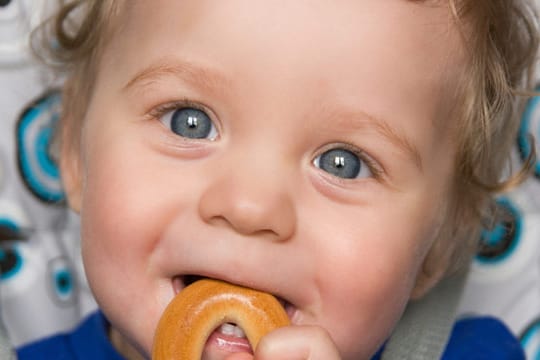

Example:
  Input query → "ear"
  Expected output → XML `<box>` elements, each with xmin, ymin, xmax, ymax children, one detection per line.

<box><xmin>411</xmin><ymin>195</ymin><xmax>480</xmax><ymax>299</ymax></box>
<box><xmin>410</xmin><ymin>253</ymin><xmax>450</xmax><ymax>299</ymax></box>
<box><xmin>59</xmin><ymin>122</ymin><xmax>83</xmax><ymax>214</ymax></box>
<box><xmin>410</xmin><ymin>229</ymin><xmax>455</xmax><ymax>300</ymax></box>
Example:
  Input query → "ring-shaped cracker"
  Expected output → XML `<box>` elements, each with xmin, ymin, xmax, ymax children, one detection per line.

<box><xmin>152</xmin><ymin>278</ymin><xmax>290</xmax><ymax>359</ymax></box>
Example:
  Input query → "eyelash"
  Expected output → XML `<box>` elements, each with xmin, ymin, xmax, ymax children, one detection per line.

<box><xmin>147</xmin><ymin>98</ymin><xmax>212</xmax><ymax>124</ymax></box>
<box><xmin>147</xmin><ymin>100</ymin><xmax>386</xmax><ymax>181</ymax></box>
<box><xmin>316</xmin><ymin>143</ymin><xmax>385</xmax><ymax>181</ymax></box>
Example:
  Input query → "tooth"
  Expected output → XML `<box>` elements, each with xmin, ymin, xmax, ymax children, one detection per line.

<box><xmin>219</xmin><ymin>323</ymin><xmax>236</xmax><ymax>336</ymax></box>
<box><xmin>233</xmin><ymin>325</ymin><xmax>246</xmax><ymax>338</ymax></box>
<box><xmin>218</xmin><ymin>323</ymin><xmax>247</xmax><ymax>338</ymax></box>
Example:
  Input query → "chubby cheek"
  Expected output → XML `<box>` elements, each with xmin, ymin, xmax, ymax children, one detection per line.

<box><xmin>79</xmin><ymin>116</ymin><xmax>178</xmax><ymax>281</ymax></box>
<box><xmin>322</xmin><ymin>250</ymin><xmax>422</xmax><ymax>358</ymax></box>
<box><xmin>81</xmin><ymin>147</ymin><xmax>153</xmax><ymax>273</ymax></box>
<box><xmin>78</xmin><ymin>138</ymin><xmax>182</xmax><ymax>353</ymax></box>
<box><xmin>308</xmin><ymin>207</ymin><xmax>437</xmax><ymax>359</ymax></box>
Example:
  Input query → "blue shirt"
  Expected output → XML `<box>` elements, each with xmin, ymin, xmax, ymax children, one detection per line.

<box><xmin>17</xmin><ymin>312</ymin><xmax>525</xmax><ymax>359</ymax></box>
<box><xmin>17</xmin><ymin>312</ymin><xmax>123</xmax><ymax>360</ymax></box>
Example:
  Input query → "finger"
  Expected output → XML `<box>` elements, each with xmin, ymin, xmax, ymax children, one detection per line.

<box><xmin>254</xmin><ymin>326</ymin><xmax>341</xmax><ymax>360</ymax></box>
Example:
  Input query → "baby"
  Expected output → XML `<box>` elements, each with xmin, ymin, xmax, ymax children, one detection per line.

<box><xmin>17</xmin><ymin>0</ymin><xmax>539</xmax><ymax>359</ymax></box>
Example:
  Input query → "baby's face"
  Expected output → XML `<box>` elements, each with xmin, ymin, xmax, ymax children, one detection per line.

<box><xmin>64</xmin><ymin>1</ymin><xmax>465</xmax><ymax>358</ymax></box>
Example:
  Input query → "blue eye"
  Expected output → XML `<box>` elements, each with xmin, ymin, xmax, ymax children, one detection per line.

<box><xmin>161</xmin><ymin>107</ymin><xmax>217</xmax><ymax>140</ymax></box>
<box><xmin>314</xmin><ymin>148</ymin><xmax>372</xmax><ymax>179</ymax></box>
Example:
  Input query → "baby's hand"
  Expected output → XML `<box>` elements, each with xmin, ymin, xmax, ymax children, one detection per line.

<box><xmin>225</xmin><ymin>326</ymin><xmax>342</xmax><ymax>360</ymax></box>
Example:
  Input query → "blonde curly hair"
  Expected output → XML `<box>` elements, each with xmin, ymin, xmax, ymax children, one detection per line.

<box><xmin>37</xmin><ymin>0</ymin><xmax>539</xmax><ymax>284</ymax></box>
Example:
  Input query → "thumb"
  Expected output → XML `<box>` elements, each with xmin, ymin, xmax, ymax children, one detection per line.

<box><xmin>255</xmin><ymin>326</ymin><xmax>341</xmax><ymax>360</ymax></box>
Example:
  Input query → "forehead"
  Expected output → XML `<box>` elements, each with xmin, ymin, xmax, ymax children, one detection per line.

<box><xmin>96</xmin><ymin>1</ymin><xmax>466</xmax><ymax>166</ymax></box>
<box><xmin>101</xmin><ymin>0</ymin><xmax>465</xmax><ymax>146</ymax></box>
<box><xmin>107</xmin><ymin>0</ymin><xmax>464</xmax><ymax>100</ymax></box>
<box><xmin>113</xmin><ymin>0</ymin><xmax>463</xmax><ymax>71</ymax></box>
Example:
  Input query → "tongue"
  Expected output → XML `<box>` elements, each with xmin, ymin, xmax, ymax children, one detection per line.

<box><xmin>202</xmin><ymin>323</ymin><xmax>253</xmax><ymax>359</ymax></box>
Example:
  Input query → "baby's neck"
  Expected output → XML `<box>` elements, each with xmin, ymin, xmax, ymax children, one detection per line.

<box><xmin>109</xmin><ymin>326</ymin><xmax>146</xmax><ymax>360</ymax></box>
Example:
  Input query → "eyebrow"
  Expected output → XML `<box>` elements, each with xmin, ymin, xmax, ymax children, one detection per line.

<box><xmin>319</xmin><ymin>106</ymin><xmax>424</xmax><ymax>172</ymax></box>
<box><xmin>123</xmin><ymin>59</ymin><xmax>422</xmax><ymax>171</ymax></box>
<box><xmin>123</xmin><ymin>58</ymin><xmax>230</xmax><ymax>96</ymax></box>
<box><xmin>373</xmin><ymin>117</ymin><xmax>423</xmax><ymax>172</ymax></box>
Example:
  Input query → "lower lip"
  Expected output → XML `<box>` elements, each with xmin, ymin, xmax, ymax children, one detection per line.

<box><xmin>202</xmin><ymin>328</ymin><xmax>253</xmax><ymax>358</ymax></box>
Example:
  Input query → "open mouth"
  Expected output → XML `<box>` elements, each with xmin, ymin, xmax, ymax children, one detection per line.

<box><xmin>168</xmin><ymin>274</ymin><xmax>297</xmax><ymax>356</ymax></box>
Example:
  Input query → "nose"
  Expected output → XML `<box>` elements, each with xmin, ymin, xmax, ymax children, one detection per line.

<box><xmin>198</xmin><ymin>167</ymin><xmax>297</xmax><ymax>242</ymax></box>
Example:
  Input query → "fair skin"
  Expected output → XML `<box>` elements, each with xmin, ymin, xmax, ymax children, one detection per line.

<box><xmin>61</xmin><ymin>0</ymin><xmax>466</xmax><ymax>359</ymax></box>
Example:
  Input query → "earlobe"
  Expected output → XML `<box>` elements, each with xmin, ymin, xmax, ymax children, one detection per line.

<box><xmin>59</xmin><ymin>127</ymin><xmax>83</xmax><ymax>214</ymax></box>
<box><xmin>410</xmin><ymin>236</ymin><xmax>453</xmax><ymax>300</ymax></box>
<box><xmin>410</xmin><ymin>259</ymin><xmax>448</xmax><ymax>300</ymax></box>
